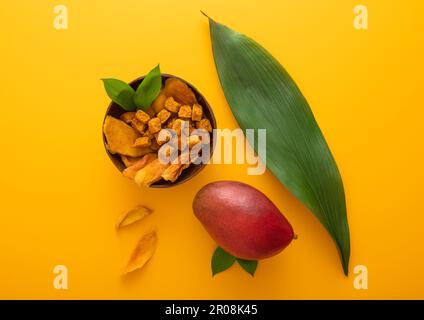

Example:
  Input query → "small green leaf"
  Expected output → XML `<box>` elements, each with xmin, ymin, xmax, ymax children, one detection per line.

<box><xmin>133</xmin><ymin>64</ymin><xmax>162</xmax><ymax>110</ymax></box>
<box><xmin>102</xmin><ymin>78</ymin><xmax>136</xmax><ymax>111</ymax></box>
<box><xmin>211</xmin><ymin>247</ymin><xmax>236</xmax><ymax>276</ymax></box>
<box><xmin>237</xmin><ymin>259</ymin><xmax>258</xmax><ymax>276</ymax></box>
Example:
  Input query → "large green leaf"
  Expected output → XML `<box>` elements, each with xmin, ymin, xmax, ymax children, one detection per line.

<box><xmin>205</xmin><ymin>15</ymin><xmax>350</xmax><ymax>275</ymax></box>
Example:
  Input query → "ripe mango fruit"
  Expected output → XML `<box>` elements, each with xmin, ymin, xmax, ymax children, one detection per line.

<box><xmin>193</xmin><ymin>181</ymin><xmax>295</xmax><ymax>260</ymax></box>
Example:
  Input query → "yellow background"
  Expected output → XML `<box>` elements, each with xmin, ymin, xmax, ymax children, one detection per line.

<box><xmin>0</xmin><ymin>0</ymin><xmax>422</xmax><ymax>299</ymax></box>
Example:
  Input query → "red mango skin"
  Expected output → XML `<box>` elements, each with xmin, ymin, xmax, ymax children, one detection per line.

<box><xmin>193</xmin><ymin>181</ymin><xmax>295</xmax><ymax>260</ymax></box>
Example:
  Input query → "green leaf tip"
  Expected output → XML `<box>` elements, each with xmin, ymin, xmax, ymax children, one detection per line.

<box><xmin>237</xmin><ymin>259</ymin><xmax>258</xmax><ymax>277</ymax></box>
<box><xmin>207</xmin><ymin>17</ymin><xmax>350</xmax><ymax>276</ymax></box>
<box><xmin>200</xmin><ymin>11</ymin><xmax>216</xmax><ymax>22</ymax></box>
<box><xmin>211</xmin><ymin>247</ymin><xmax>236</xmax><ymax>276</ymax></box>
<box><xmin>102</xmin><ymin>78</ymin><xmax>136</xmax><ymax>111</ymax></box>
<box><xmin>133</xmin><ymin>64</ymin><xmax>162</xmax><ymax>111</ymax></box>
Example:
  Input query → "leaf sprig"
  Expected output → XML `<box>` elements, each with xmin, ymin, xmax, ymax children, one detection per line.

<box><xmin>102</xmin><ymin>64</ymin><xmax>161</xmax><ymax>111</ymax></box>
<box><xmin>211</xmin><ymin>247</ymin><xmax>258</xmax><ymax>277</ymax></box>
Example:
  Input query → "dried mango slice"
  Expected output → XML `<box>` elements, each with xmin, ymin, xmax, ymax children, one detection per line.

<box><xmin>123</xmin><ymin>153</ymin><xmax>157</xmax><ymax>179</ymax></box>
<box><xmin>163</xmin><ymin>78</ymin><xmax>197</xmax><ymax>105</ymax></box>
<box><xmin>116</xmin><ymin>205</ymin><xmax>153</xmax><ymax>230</ymax></box>
<box><xmin>123</xmin><ymin>230</ymin><xmax>157</xmax><ymax>275</ymax></box>
<box><xmin>103</xmin><ymin>116</ymin><xmax>145</xmax><ymax>157</ymax></box>
<box><xmin>121</xmin><ymin>150</ymin><xmax>154</xmax><ymax>177</ymax></box>
<box><xmin>148</xmin><ymin>91</ymin><xmax>167</xmax><ymax>116</ymax></box>
<box><xmin>134</xmin><ymin>159</ymin><xmax>170</xmax><ymax>187</ymax></box>
<box><xmin>161</xmin><ymin>153</ymin><xmax>197</xmax><ymax>182</ymax></box>
<box><xmin>161</xmin><ymin>163</ymin><xmax>189</xmax><ymax>182</ymax></box>
<box><xmin>120</xmin><ymin>155</ymin><xmax>142</xmax><ymax>168</ymax></box>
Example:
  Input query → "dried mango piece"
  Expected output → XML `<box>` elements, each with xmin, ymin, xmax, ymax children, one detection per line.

<box><xmin>135</xmin><ymin>110</ymin><xmax>151</xmax><ymax>124</ymax></box>
<box><xmin>131</xmin><ymin>118</ymin><xmax>146</xmax><ymax>134</ymax></box>
<box><xmin>120</xmin><ymin>155</ymin><xmax>142</xmax><ymax>168</ymax></box>
<box><xmin>123</xmin><ymin>230</ymin><xmax>157</xmax><ymax>275</ymax></box>
<box><xmin>134</xmin><ymin>159</ymin><xmax>170</xmax><ymax>187</ymax></box>
<box><xmin>142</xmin><ymin>130</ymin><xmax>154</xmax><ymax>139</ymax></box>
<box><xmin>149</xmin><ymin>90</ymin><xmax>167</xmax><ymax>115</ymax></box>
<box><xmin>123</xmin><ymin>153</ymin><xmax>157</xmax><ymax>179</ymax></box>
<box><xmin>166</xmin><ymin>116</ymin><xmax>178</xmax><ymax>128</ymax></box>
<box><xmin>155</xmin><ymin>129</ymin><xmax>172</xmax><ymax>146</ymax></box>
<box><xmin>133</xmin><ymin>136</ymin><xmax>151</xmax><ymax>148</ymax></box>
<box><xmin>161</xmin><ymin>163</ymin><xmax>189</xmax><ymax>182</ymax></box>
<box><xmin>178</xmin><ymin>105</ymin><xmax>192</xmax><ymax>119</ymax></box>
<box><xmin>163</xmin><ymin>78</ymin><xmax>197</xmax><ymax>105</ymax></box>
<box><xmin>157</xmin><ymin>109</ymin><xmax>171</xmax><ymax>124</ymax></box>
<box><xmin>188</xmin><ymin>135</ymin><xmax>201</xmax><ymax>149</ymax></box>
<box><xmin>148</xmin><ymin>117</ymin><xmax>162</xmax><ymax>134</ymax></box>
<box><xmin>120</xmin><ymin>112</ymin><xmax>136</xmax><ymax>124</ymax></box>
<box><xmin>164</xmin><ymin>96</ymin><xmax>181</xmax><ymax>113</ymax></box>
<box><xmin>116</xmin><ymin>205</ymin><xmax>153</xmax><ymax>230</ymax></box>
<box><xmin>196</xmin><ymin>118</ymin><xmax>212</xmax><ymax>133</ymax></box>
<box><xmin>161</xmin><ymin>153</ymin><xmax>195</xmax><ymax>182</ymax></box>
<box><xmin>192</xmin><ymin>104</ymin><xmax>203</xmax><ymax>121</ymax></box>
<box><xmin>103</xmin><ymin>116</ymin><xmax>146</xmax><ymax>157</ymax></box>
<box><xmin>171</xmin><ymin>119</ymin><xmax>189</xmax><ymax>136</ymax></box>
<box><xmin>150</xmin><ymin>139</ymin><xmax>160</xmax><ymax>151</ymax></box>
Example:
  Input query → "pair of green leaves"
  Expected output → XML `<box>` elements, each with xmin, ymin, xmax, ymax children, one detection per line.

<box><xmin>102</xmin><ymin>64</ymin><xmax>162</xmax><ymax>111</ymax></box>
<box><xmin>212</xmin><ymin>247</ymin><xmax>258</xmax><ymax>277</ymax></box>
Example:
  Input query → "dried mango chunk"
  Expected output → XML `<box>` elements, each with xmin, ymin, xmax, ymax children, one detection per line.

<box><xmin>133</xmin><ymin>136</ymin><xmax>151</xmax><ymax>148</ymax></box>
<box><xmin>123</xmin><ymin>230</ymin><xmax>157</xmax><ymax>275</ymax></box>
<box><xmin>135</xmin><ymin>110</ymin><xmax>151</xmax><ymax>124</ymax></box>
<box><xmin>116</xmin><ymin>205</ymin><xmax>153</xmax><ymax>230</ymax></box>
<box><xmin>171</xmin><ymin>119</ymin><xmax>188</xmax><ymax>136</ymax></box>
<box><xmin>163</xmin><ymin>78</ymin><xmax>197</xmax><ymax>105</ymax></box>
<box><xmin>191</xmin><ymin>104</ymin><xmax>203</xmax><ymax>121</ymax></box>
<box><xmin>178</xmin><ymin>105</ymin><xmax>192</xmax><ymax>119</ymax></box>
<box><xmin>131</xmin><ymin>118</ymin><xmax>146</xmax><ymax>134</ymax></box>
<box><xmin>103</xmin><ymin>116</ymin><xmax>146</xmax><ymax>157</ymax></box>
<box><xmin>120</xmin><ymin>112</ymin><xmax>136</xmax><ymax>124</ymax></box>
<box><xmin>196</xmin><ymin>118</ymin><xmax>212</xmax><ymax>133</ymax></box>
<box><xmin>157</xmin><ymin>109</ymin><xmax>171</xmax><ymax>124</ymax></box>
<box><xmin>188</xmin><ymin>135</ymin><xmax>201</xmax><ymax>149</ymax></box>
<box><xmin>164</xmin><ymin>96</ymin><xmax>181</xmax><ymax>113</ymax></box>
<box><xmin>148</xmin><ymin>117</ymin><xmax>162</xmax><ymax>134</ymax></box>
